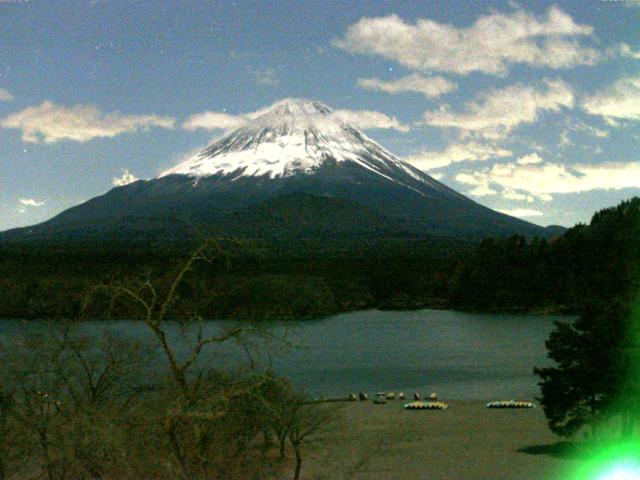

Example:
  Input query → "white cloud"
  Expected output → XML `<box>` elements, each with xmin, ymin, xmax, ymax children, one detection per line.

<box><xmin>516</xmin><ymin>153</ymin><xmax>543</xmax><ymax>165</ymax></box>
<box><xmin>183</xmin><ymin>112</ymin><xmax>250</xmax><ymax>131</ymax></box>
<box><xmin>538</xmin><ymin>193</ymin><xmax>554</xmax><ymax>202</ymax></box>
<box><xmin>469</xmin><ymin>184</ymin><xmax>498</xmax><ymax>196</ymax></box>
<box><xmin>558</xmin><ymin>120</ymin><xmax>610</xmax><ymax>148</ymax></box>
<box><xmin>18</xmin><ymin>198</ymin><xmax>45</xmax><ymax>207</ymax></box>
<box><xmin>357</xmin><ymin>74</ymin><xmax>457</xmax><ymax>98</ymax></box>
<box><xmin>1</xmin><ymin>101</ymin><xmax>175</xmax><ymax>143</ymax></box>
<box><xmin>502</xmin><ymin>189</ymin><xmax>536</xmax><ymax>203</ymax></box>
<box><xmin>582</xmin><ymin>76</ymin><xmax>640</xmax><ymax>122</ymax></box>
<box><xmin>0</xmin><ymin>88</ymin><xmax>13</xmax><ymax>102</ymax></box>
<box><xmin>569</xmin><ymin>120</ymin><xmax>610</xmax><ymax>138</ymax></box>
<box><xmin>334</xmin><ymin>6</ymin><xmax>598</xmax><ymax>76</ymax></box>
<box><xmin>333</xmin><ymin>108</ymin><xmax>409</xmax><ymax>132</ymax></box>
<box><xmin>405</xmin><ymin>141</ymin><xmax>512</xmax><ymax>171</ymax></box>
<box><xmin>620</xmin><ymin>43</ymin><xmax>640</xmax><ymax>59</ymax></box>
<box><xmin>455</xmin><ymin>159</ymin><xmax>640</xmax><ymax>201</ymax></box>
<box><xmin>422</xmin><ymin>79</ymin><xmax>574</xmax><ymax>139</ymax></box>
<box><xmin>497</xmin><ymin>208</ymin><xmax>543</xmax><ymax>217</ymax></box>
<box><xmin>112</xmin><ymin>169</ymin><xmax>138</xmax><ymax>187</ymax></box>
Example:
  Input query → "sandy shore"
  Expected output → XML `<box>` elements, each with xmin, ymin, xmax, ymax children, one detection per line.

<box><xmin>301</xmin><ymin>399</ymin><xmax>582</xmax><ymax>480</ymax></box>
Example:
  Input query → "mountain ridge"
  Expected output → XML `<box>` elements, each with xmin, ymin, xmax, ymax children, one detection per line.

<box><xmin>0</xmin><ymin>98</ymin><xmax>552</xmax><ymax>243</ymax></box>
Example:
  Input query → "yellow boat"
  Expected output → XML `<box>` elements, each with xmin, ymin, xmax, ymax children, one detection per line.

<box><xmin>404</xmin><ymin>401</ymin><xmax>448</xmax><ymax>410</ymax></box>
<box><xmin>486</xmin><ymin>400</ymin><xmax>535</xmax><ymax>409</ymax></box>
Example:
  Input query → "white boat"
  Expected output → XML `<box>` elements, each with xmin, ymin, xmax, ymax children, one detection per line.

<box><xmin>373</xmin><ymin>392</ymin><xmax>387</xmax><ymax>404</ymax></box>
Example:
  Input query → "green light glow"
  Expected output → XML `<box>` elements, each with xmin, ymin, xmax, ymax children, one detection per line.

<box><xmin>597</xmin><ymin>463</ymin><xmax>640</xmax><ymax>480</ymax></box>
<box><xmin>554</xmin><ymin>211</ymin><xmax>640</xmax><ymax>480</ymax></box>
<box><xmin>567</xmin><ymin>440</ymin><xmax>640</xmax><ymax>480</ymax></box>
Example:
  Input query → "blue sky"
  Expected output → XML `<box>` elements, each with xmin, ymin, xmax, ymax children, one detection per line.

<box><xmin>1</xmin><ymin>0</ymin><xmax>639</xmax><ymax>231</ymax></box>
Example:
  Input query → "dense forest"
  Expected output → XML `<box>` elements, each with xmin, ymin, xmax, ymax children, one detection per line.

<box><xmin>533</xmin><ymin>196</ymin><xmax>640</xmax><ymax>439</ymax></box>
<box><xmin>454</xmin><ymin>196</ymin><xmax>639</xmax><ymax>314</ymax></box>
<box><xmin>0</xmin><ymin>197</ymin><xmax>637</xmax><ymax>320</ymax></box>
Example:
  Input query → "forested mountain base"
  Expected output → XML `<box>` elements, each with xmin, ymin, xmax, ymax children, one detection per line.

<box><xmin>0</xmin><ymin>197</ymin><xmax>637</xmax><ymax>320</ymax></box>
<box><xmin>0</xmin><ymin>238</ymin><xmax>468</xmax><ymax>320</ymax></box>
<box><xmin>452</xmin><ymin>197</ymin><xmax>640</xmax><ymax>313</ymax></box>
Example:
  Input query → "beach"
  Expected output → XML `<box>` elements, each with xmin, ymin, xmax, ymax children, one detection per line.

<box><xmin>303</xmin><ymin>400</ymin><xmax>582</xmax><ymax>480</ymax></box>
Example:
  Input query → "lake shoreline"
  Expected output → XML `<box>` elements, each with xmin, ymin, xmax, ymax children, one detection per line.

<box><xmin>0</xmin><ymin>302</ymin><xmax>575</xmax><ymax>323</ymax></box>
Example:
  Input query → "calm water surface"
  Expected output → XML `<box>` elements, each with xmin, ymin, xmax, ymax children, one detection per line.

<box><xmin>0</xmin><ymin>309</ymin><xmax>562</xmax><ymax>400</ymax></box>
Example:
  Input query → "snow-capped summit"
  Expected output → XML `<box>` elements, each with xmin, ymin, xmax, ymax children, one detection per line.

<box><xmin>250</xmin><ymin>97</ymin><xmax>333</xmax><ymax>119</ymax></box>
<box><xmin>160</xmin><ymin>98</ymin><xmax>438</xmax><ymax>193</ymax></box>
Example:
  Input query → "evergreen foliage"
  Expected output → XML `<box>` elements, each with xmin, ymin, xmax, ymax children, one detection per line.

<box><xmin>534</xmin><ymin>198</ymin><xmax>640</xmax><ymax>438</ymax></box>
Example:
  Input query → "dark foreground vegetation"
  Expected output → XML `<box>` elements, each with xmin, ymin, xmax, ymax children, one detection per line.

<box><xmin>0</xmin><ymin>198</ymin><xmax>638</xmax><ymax>320</ymax></box>
<box><xmin>0</xmin><ymin>246</ymin><xmax>339</xmax><ymax>479</ymax></box>
<box><xmin>0</xmin><ymin>331</ymin><xmax>337</xmax><ymax>480</ymax></box>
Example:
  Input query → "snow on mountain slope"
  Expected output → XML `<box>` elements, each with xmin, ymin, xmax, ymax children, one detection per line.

<box><xmin>160</xmin><ymin>98</ymin><xmax>441</xmax><ymax>194</ymax></box>
<box><xmin>0</xmin><ymin>98</ymin><xmax>550</xmax><ymax>243</ymax></box>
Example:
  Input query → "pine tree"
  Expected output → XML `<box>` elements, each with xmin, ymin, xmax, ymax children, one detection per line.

<box><xmin>534</xmin><ymin>300</ymin><xmax>629</xmax><ymax>437</ymax></box>
<box><xmin>535</xmin><ymin>198</ymin><xmax>640</xmax><ymax>438</ymax></box>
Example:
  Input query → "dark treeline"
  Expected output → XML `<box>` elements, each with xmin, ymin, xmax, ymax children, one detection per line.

<box><xmin>452</xmin><ymin>197</ymin><xmax>639</xmax><ymax>313</ymax></box>
<box><xmin>0</xmin><ymin>197</ymin><xmax>637</xmax><ymax>320</ymax></box>
<box><xmin>0</xmin><ymin>238</ymin><xmax>469</xmax><ymax>320</ymax></box>
<box><xmin>533</xmin><ymin>197</ymin><xmax>640</xmax><ymax>439</ymax></box>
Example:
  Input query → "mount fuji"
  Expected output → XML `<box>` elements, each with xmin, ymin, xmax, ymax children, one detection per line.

<box><xmin>1</xmin><ymin>98</ymin><xmax>551</xmax><ymax>244</ymax></box>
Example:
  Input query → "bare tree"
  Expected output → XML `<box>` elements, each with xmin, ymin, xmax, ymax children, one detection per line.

<box><xmin>254</xmin><ymin>374</ymin><xmax>298</xmax><ymax>459</ymax></box>
<box><xmin>0</xmin><ymin>323</ymin><xmax>151</xmax><ymax>480</ymax></box>
<box><xmin>0</xmin><ymin>240</ymin><xmax>313</xmax><ymax>480</ymax></box>
<box><xmin>10</xmin><ymin>362</ymin><xmax>64</xmax><ymax>480</ymax></box>
<box><xmin>287</xmin><ymin>399</ymin><xmax>340</xmax><ymax>480</ymax></box>
<box><xmin>81</xmin><ymin>239</ymin><xmax>287</xmax><ymax>478</ymax></box>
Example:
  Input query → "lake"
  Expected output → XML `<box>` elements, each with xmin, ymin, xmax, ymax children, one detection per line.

<box><xmin>0</xmin><ymin>309</ymin><xmax>563</xmax><ymax>400</ymax></box>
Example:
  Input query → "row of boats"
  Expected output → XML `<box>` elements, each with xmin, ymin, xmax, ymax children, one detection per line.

<box><xmin>403</xmin><ymin>400</ymin><xmax>536</xmax><ymax>410</ymax></box>
<box><xmin>327</xmin><ymin>392</ymin><xmax>536</xmax><ymax>410</ymax></box>
<box><xmin>404</xmin><ymin>401</ymin><xmax>449</xmax><ymax>410</ymax></box>
<box><xmin>485</xmin><ymin>400</ymin><xmax>535</xmax><ymax>409</ymax></box>
<box><xmin>369</xmin><ymin>391</ymin><xmax>438</xmax><ymax>404</ymax></box>
<box><xmin>365</xmin><ymin>392</ymin><xmax>535</xmax><ymax>410</ymax></box>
